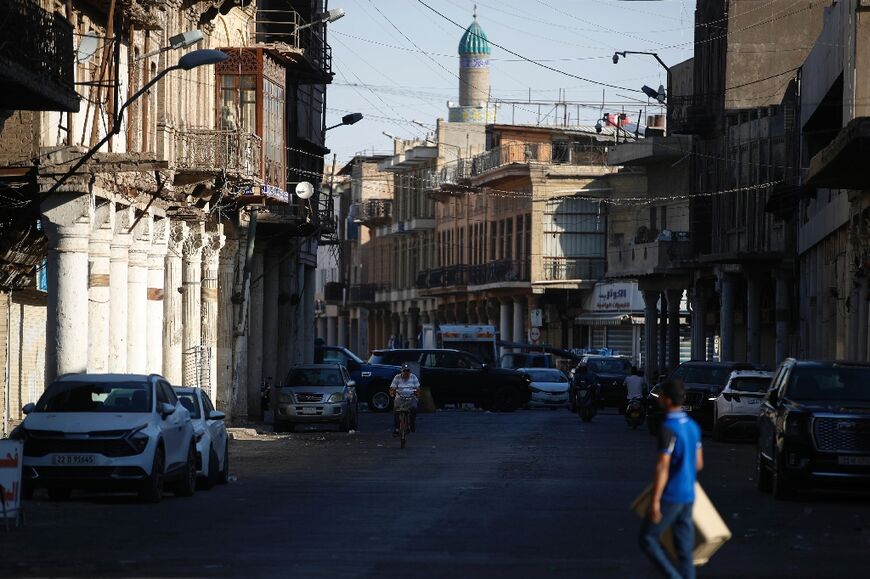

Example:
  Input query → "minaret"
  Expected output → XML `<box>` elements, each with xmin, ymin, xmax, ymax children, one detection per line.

<box><xmin>458</xmin><ymin>7</ymin><xmax>491</xmax><ymax>107</ymax></box>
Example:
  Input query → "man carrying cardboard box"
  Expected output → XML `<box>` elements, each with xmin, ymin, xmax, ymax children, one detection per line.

<box><xmin>639</xmin><ymin>380</ymin><xmax>703</xmax><ymax>579</ymax></box>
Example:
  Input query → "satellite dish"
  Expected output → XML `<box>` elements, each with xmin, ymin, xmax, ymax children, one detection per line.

<box><xmin>295</xmin><ymin>181</ymin><xmax>315</xmax><ymax>200</ymax></box>
<box><xmin>76</xmin><ymin>31</ymin><xmax>99</xmax><ymax>63</ymax></box>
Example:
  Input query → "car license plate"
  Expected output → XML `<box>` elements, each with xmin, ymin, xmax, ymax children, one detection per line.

<box><xmin>681</xmin><ymin>405</ymin><xmax>693</xmax><ymax>412</ymax></box>
<box><xmin>52</xmin><ymin>454</ymin><xmax>96</xmax><ymax>466</ymax></box>
<box><xmin>300</xmin><ymin>407</ymin><xmax>317</xmax><ymax>415</ymax></box>
<box><xmin>837</xmin><ymin>456</ymin><xmax>870</xmax><ymax>466</ymax></box>
<box><xmin>746</xmin><ymin>398</ymin><xmax>760</xmax><ymax>405</ymax></box>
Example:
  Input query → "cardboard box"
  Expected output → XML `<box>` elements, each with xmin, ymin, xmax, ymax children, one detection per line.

<box><xmin>631</xmin><ymin>482</ymin><xmax>732</xmax><ymax>566</ymax></box>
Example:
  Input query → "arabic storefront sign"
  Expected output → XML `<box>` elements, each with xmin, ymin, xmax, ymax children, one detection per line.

<box><xmin>242</xmin><ymin>184</ymin><xmax>290</xmax><ymax>203</ymax></box>
<box><xmin>584</xmin><ymin>282</ymin><xmax>644</xmax><ymax>312</ymax></box>
<box><xmin>0</xmin><ymin>440</ymin><xmax>24</xmax><ymax>525</ymax></box>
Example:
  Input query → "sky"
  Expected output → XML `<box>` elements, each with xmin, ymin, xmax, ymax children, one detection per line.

<box><xmin>324</xmin><ymin>0</ymin><xmax>698</xmax><ymax>164</ymax></box>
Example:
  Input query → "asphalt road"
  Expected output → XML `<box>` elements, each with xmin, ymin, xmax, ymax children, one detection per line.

<box><xmin>4</xmin><ymin>409</ymin><xmax>869</xmax><ymax>578</ymax></box>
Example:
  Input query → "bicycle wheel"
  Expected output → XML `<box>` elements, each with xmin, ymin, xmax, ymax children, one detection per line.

<box><xmin>399</xmin><ymin>411</ymin><xmax>408</xmax><ymax>449</ymax></box>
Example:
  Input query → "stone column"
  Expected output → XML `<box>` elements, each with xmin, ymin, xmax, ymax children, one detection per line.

<box><xmin>407</xmin><ymin>307</ymin><xmax>420</xmax><ymax>348</ymax></box>
<box><xmin>859</xmin><ymin>277</ymin><xmax>869</xmax><ymax>361</ymax></box>
<box><xmin>338</xmin><ymin>311</ymin><xmax>348</xmax><ymax>348</ymax></box>
<box><xmin>658</xmin><ymin>292</ymin><xmax>667</xmax><ymax>373</ymax></box>
<box><xmin>358</xmin><ymin>307</ymin><xmax>370</xmax><ymax>357</ymax></box>
<box><xmin>201</xmin><ymin>224</ymin><xmax>225</xmax><ymax>403</ymax></box>
<box><xmin>109</xmin><ymin>206</ymin><xmax>133</xmax><ymax>372</ymax></box>
<box><xmin>746</xmin><ymin>274</ymin><xmax>762</xmax><ymax>364</ymax></box>
<box><xmin>181</xmin><ymin>223</ymin><xmax>205</xmax><ymax>386</ymax></box>
<box><xmin>848</xmin><ymin>280</ymin><xmax>860</xmax><ymax>360</ymax></box>
<box><xmin>719</xmin><ymin>272</ymin><xmax>735</xmax><ymax>362</ymax></box>
<box><xmin>163</xmin><ymin>221</ymin><xmax>188</xmax><ymax>384</ymax></box>
<box><xmin>691</xmin><ymin>284</ymin><xmax>707</xmax><ymax>361</ymax></box>
<box><xmin>326</xmin><ymin>315</ymin><xmax>338</xmax><ymax>346</ymax></box>
<box><xmin>499</xmin><ymin>299</ymin><xmax>512</xmax><ymax>356</ymax></box>
<box><xmin>146</xmin><ymin>218</ymin><xmax>168</xmax><ymax>374</ymax></box>
<box><xmin>127</xmin><ymin>214</ymin><xmax>152</xmax><ymax>374</ymax></box>
<box><xmin>292</xmin><ymin>260</ymin><xmax>305</xmax><ymax>365</ymax></box>
<box><xmin>666</xmin><ymin>289</ymin><xmax>682</xmax><ymax>370</ymax></box>
<box><xmin>88</xmin><ymin>203</ymin><xmax>113</xmax><ymax>373</ymax></box>
<box><xmin>513</xmin><ymin>297</ymin><xmax>525</xmax><ymax>346</ymax></box>
<box><xmin>247</xmin><ymin>245</ymin><xmax>265</xmax><ymax>418</ymax></box>
<box><xmin>466</xmin><ymin>301</ymin><xmax>478</xmax><ymax>324</ymax></box>
<box><xmin>217</xmin><ymin>234</ymin><xmax>238</xmax><ymax>413</ymax></box>
<box><xmin>41</xmin><ymin>193</ymin><xmax>92</xmax><ymax>382</ymax></box>
<box><xmin>276</xmin><ymin>243</ymin><xmax>293</xmax><ymax>379</ymax></box>
<box><xmin>262</xmin><ymin>244</ymin><xmax>280</xmax><ymax>386</ymax></box>
<box><xmin>774</xmin><ymin>272</ymin><xmax>789</xmax><ymax>364</ymax></box>
<box><xmin>643</xmin><ymin>290</ymin><xmax>659</xmax><ymax>384</ymax></box>
<box><xmin>303</xmin><ymin>265</ymin><xmax>316</xmax><ymax>363</ymax></box>
<box><xmin>316</xmin><ymin>316</ymin><xmax>327</xmax><ymax>342</ymax></box>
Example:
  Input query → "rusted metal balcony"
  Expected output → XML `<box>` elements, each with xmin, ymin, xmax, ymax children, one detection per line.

<box><xmin>356</xmin><ymin>199</ymin><xmax>392</xmax><ymax>227</ymax></box>
<box><xmin>0</xmin><ymin>0</ymin><xmax>78</xmax><ymax>112</ymax></box>
<box><xmin>254</xmin><ymin>8</ymin><xmax>333</xmax><ymax>81</ymax></box>
<box><xmin>174</xmin><ymin>128</ymin><xmax>262</xmax><ymax>184</ymax></box>
<box><xmin>607</xmin><ymin>239</ymin><xmax>694</xmax><ymax>278</ymax></box>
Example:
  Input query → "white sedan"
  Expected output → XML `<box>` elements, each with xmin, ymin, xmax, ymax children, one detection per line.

<box><xmin>713</xmin><ymin>370</ymin><xmax>773</xmax><ymax>441</ymax></box>
<box><xmin>174</xmin><ymin>387</ymin><xmax>229</xmax><ymax>489</ymax></box>
<box><xmin>521</xmin><ymin>368</ymin><xmax>571</xmax><ymax>409</ymax></box>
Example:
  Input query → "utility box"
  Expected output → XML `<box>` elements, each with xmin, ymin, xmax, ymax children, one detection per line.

<box><xmin>631</xmin><ymin>483</ymin><xmax>732</xmax><ymax>566</ymax></box>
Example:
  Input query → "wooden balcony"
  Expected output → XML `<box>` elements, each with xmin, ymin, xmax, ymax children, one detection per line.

<box><xmin>174</xmin><ymin>128</ymin><xmax>262</xmax><ymax>185</ymax></box>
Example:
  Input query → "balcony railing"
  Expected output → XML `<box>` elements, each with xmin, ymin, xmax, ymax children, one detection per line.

<box><xmin>175</xmin><ymin>128</ymin><xmax>261</xmax><ymax>181</ymax></box>
<box><xmin>357</xmin><ymin>199</ymin><xmax>392</xmax><ymax>226</ymax></box>
<box><xmin>607</xmin><ymin>239</ymin><xmax>694</xmax><ymax>276</ymax></box>
<box><xmin>0</xmin><ymin>0</ymin><xmax>78</xmax><ymax>111</ymax></box>
<box><xmin>417</xmin><ymin>265</ymin><xmax>468</xmax><ymax>289</ymax></box>
<box><xmin>466</xmin><ymin>142</ymin><xmax>608</xmax><ymax>178</ymax></box>
<box><xmin>254</xmin><ymin>9</ymin><xmax>332</xmax><ymax>78</ymax></box>
<box><xmin>348</xmin><ymin>283</ymin><xmax>388</xmax><ymax>304</ymax></box>
<box><xmin>668</xmin><ymin>94</ymin><xmax>722</xmax><ymax>136</ymax></box>
<box><xmin>541</xmin><ymin>258</ymin><xmax>606</xmax><ymax>282</ymax></box>
<box><xmin>468</xmin><ymin>259</ymin><xmax>530</xmax><ymax>285</ymax></box>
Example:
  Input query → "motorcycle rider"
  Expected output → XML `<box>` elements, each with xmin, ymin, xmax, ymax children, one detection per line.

<box><xmin>390</xmin><ymin>364</ymin><xmax>420</xmax><ymax>437</ymax></box>
<box><xmin>625</xmin><ymin>366</ymin><xmax>646</xmax><ymax>401</ymax></box>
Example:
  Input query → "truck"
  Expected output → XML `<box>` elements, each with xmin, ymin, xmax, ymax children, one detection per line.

<box><xmin>419</xmin><ymin>324</ymin><xmax>499</xmax><ymax>365</ymax></box>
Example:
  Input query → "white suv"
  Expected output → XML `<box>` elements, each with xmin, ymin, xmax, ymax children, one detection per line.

<box><xmin>712</xmin><ymin>370</ymin><xmax>773</xmax><ymax>441</ymax></box>
<box><xmin>12</xmin><ymin>373</ymin><xmax>197</xmax><ymax>502</ymax></box>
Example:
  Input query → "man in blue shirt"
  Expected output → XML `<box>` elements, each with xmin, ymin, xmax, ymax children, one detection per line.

<box><xmin>640</xmin><ymin>379</ymin><xmax>704</xmax><ymax>579</ymax></box>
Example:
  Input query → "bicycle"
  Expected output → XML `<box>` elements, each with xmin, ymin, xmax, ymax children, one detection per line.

<box><xmin>397</xmin><ymin>408</ymin><xmax>411</xmax><ymax>448</ymax></box>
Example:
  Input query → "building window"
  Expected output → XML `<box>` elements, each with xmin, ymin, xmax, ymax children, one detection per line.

<box><xmin>220</xmin><ymin>74</ymin><xmax>256</xmax><ymax>133</ymax></box>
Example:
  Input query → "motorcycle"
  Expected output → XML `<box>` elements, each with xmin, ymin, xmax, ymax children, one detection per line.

<box><xmin>575</xmin><ymin>379</ymin><xmax>597</xmax><ymax>422</ymax></box>
<box><xmin>624</xmin><ymin>397</ymin><xmax>646</xmax><ymax>429</ymax></box>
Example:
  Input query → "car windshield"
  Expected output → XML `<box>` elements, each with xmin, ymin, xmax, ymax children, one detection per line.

<box><xmin>176</xmin><ymin>393</ymin><xmax>201</xmax><ymax>418</ymax></box>
<box><xmin>587</xmin><ymin>359</ymin><xmax>630</xmax><ymax>374</ymax></box>
<box><xmin>35</xmin><ymin>381</ymin><xmax>152</xmax><ymax>413</ymax></box>
<box><xmin>730</xmin><ymin>377</ymin><xmax>771</xmax><ymax>393</ymax></box>
<box><xmin>285</xmin><ymin>368</ymin><xmax>343</xmax><ymax>387</ymax></box>
<box><xmin>369</xmin><ymin>351</ymin><xmax>421</xmax><ymax>365</ymax></box>
<box><xmin>322</xmin><ymin>348</ymin><xmax>363</xmax><ymax>365</ymax></box>
<box><xmin>526</xmin><ymin>370</ymin><xmax>567</xmax><ymax>383</ymax></box>
<box><xmin>673</xmin><ymin>365</ymin><xmax>733</xmax><ymax>386</ymax></box>
<box><xmin>786</xmin><ymin>367</ymin><xmax>870</xmax><ymax>402</ymax></box>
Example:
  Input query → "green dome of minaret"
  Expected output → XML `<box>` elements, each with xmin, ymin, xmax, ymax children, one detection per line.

<box><xmin>458</xmin><ymin>11</ymin><xmax>491</xmax><ymax>55</ymax></box>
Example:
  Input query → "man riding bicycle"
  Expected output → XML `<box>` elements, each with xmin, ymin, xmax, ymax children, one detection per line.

<box><xmin>390</xmin><ymin>364</ymin><xmax>420</xmax><ymax>437</ymax></box>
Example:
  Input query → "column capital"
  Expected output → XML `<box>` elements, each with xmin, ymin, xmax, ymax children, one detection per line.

<box><xmin>201</xmin><ymin>224</ymin><xmax>226</xmax><ymax>265</ymax></box>
<box><xmin>168</xmin><ymin>221</ymin><xmax>189</xmax><ymax>258</ymax></box>
<box><xmin>182</xmin><ymin>222</ymin><xmax>206</xmax><ymax>263</ymax></box>
<box><xmin>41</xmin><ymin>192</ymin><xmax>92</xmax><ymax>252</ymax></box>
<box><xmin>128</xmin><ymin>213</ymin><xmax>153</xmax><ymax>268</ymax></box>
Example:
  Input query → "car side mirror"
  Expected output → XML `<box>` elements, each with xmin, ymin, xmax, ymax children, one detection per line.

<box><xmin>22</xmin><ymin>402</ymin><xmax>35</xmax><ymax>415</ymax></box>
<box><xmin>347</xmin><ymin>380</ymin><xmax>357</xmax><ymax>388</ymax></box>
<box><xmin>159</xmin><ymin>402</ymin><xmax>177</xmax><ymax>418</ymax></box>
<box><xmin>208</xmin><ymin>410</ymin><xmax>226</xmax><ymax>420</ymax></box>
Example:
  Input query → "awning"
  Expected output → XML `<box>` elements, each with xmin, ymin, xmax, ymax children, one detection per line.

<box><xmin>574</xmin><ymin>313</ymin><xmax>634</xmax><ymax>326</ymax></box>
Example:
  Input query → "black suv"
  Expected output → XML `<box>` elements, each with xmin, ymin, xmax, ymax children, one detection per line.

<box><xmin>757</xmin><ymin>360</ymin><xmax>870</xmax><ymax>499</ymax></box>
<box><xmin>570</xmin><ymin>356</ymin><xmax>632</xmax><ymax>412</ymax></box>
<box><xmin>648</xmin><ymin>361</ymin><xmax>768</xmax><ymax>430</ymax></box>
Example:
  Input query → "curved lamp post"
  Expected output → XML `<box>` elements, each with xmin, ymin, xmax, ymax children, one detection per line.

<box><xmin>47</xmin><ymin>49</ymin><xmax>230</xmax><ymax>195</ymax></box>
<box><xmin>325</xmin><ymin>112</ymin><xmax>363</xmax><ymax>132</ymax></box>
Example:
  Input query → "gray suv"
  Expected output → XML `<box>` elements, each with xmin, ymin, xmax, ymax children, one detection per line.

<box><xmin>275</xmin><ymin>365</ymin><xmax>359</xmax><ymax>433</ymax></box>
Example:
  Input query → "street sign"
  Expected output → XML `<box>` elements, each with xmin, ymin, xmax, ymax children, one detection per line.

<box><xmin>529</xmin><ymin>327</ymin><xmax>541</xmax><ymax>342</ymax></box>
<box><xmin>530</xmin><ymin>308</ymin><xmax>543</xmax><ymax>328</ymax></box>
<box><xmin>0</xmin><ymin>440</ymin><xmax>24</xmax><ymax>528</ymax></box>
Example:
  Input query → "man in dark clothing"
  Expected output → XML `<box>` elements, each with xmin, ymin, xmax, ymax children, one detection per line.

<box><xmin>639</xmin><ymin>380</ymin><xmax>704</xmax><ymax>579</ymax></box>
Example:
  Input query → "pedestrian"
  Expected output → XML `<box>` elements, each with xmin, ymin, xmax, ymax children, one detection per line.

<box><xmin>625</xmin><ymin>365</ymin><xmax>645</xmax><ymax>400</ymax></box>
<box><xmin>639</xmin><ymin>379</ymin><xmax>703</xmax><ymax>579</ymax></box>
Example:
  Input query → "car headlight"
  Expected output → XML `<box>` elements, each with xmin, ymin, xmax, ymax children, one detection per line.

<box><xmin>327</xmin><ymin>392</ymin><xmax>345</xmax><ymax>403</ymax></box>
<box><xmin>279</xmin><ymin>392</ymin><xmax>294</xmax><ymax>404</ymax></box>
<box><xmin>126</xmin><ymin>425</ymin><xmax>150</xmax><ymax>454</ymax></box>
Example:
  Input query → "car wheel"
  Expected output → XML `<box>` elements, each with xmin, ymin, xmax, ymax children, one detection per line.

<box><xmin>369</xmin><ymin>389</ymin><xmax>392</xmax><ymax>413</ymax></box>
<box><xmin>756</xmin><ymin>447</ymin><xmax>772</xmax><ymax>493</ymax></box>
<box><xmin>173</xmin><ymin>444</ymin><xmax>197</xmax><ymax>497</ymax></box>
<box><xmin>217</xmin><ymin>443</ymin><xmax>229</xmax><ymax>485</ymax></box>
<box><xmin>48</xmin><ymin>487</ymin><xmax>71</xmax><ymax>501</ymax></box>
<box><xmin>771</xmin><ymin>450</ymin><xmax>796</xmax><ymax>500</ymax></box>
<box><xmin>200</xmin><ymin>446</ymin><xmax>217</xmax><ymax>490</ymax></box>
<box><xmin>493</xmin><ymin>387</ymin><xmax>520</xmax><ymax>412</ymax></box>
<box><xmin>139</xmin><ymin>446</ymin><xmax>165</xmax><ymax>503</ymax></box>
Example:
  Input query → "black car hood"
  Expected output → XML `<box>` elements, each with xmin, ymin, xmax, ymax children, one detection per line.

<box><xmin>683</xmin><ymin>382</ymin><xmax>723</xmax><ymax>393</ymax></box>
<box><xmin>591</xmin><ymin>373</ymin><xmax>627</xmax><ymax>382</ymax></box>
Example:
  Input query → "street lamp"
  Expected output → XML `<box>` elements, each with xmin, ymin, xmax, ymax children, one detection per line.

<box><xmin>613</xmin><ymin>50</ymin><xmax>671</xmax><ymax>101</ymax></box>
<box><xmin>134</xmin><ymin>29</ymin><xmax>204</xmax><ymax>61</ymax></box>
<box><xmin>47</xmin><ymin>49</ymin><xmax>229</xmax><ymax>195</ymax></box>
<box><xmin>641</xmin><ymin>84</ymin><xmax>667</xmax><ymax>104</ymax></box>
<box><xmin>325</xmin><ymin>112</ymin><xmax>363</xmax><ymax>131</ymax></box>
<box><xmin>297</xmin><ymin>8</ymin><xmax>346</xmax><ymax>31</ymax></box>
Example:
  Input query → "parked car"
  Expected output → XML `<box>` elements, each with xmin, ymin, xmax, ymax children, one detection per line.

<box><xmin>416</xmin><ymin>349</ymin><xmax>531</xmax><ymax>411</ymax></box>
<box><xmin>757</xmin><ymin>360</ymin><xmax>870</xmax><ymax>499</ymax></box>
<box><xmin>648</xmin><ymin>361</ymin><xmax>768</xmax><ymax>431</ymax></box>
<box><xmin>712</xmin><ymin>370</ymin><xmax>773</xmax><ymax>441</ymax></box>
<box><xmin>275</xmin><ymin>364</ymin><xmax>360</xmax><ymax>433</ymax></box>
<box><xmin>174</xmin><ymin>387</ymin><xmax>229</xmax><ymax>489</ymax></box>
<box><xmin>522</xmin><ymin>368</ymin><xmax>570</xmax><ymax>409</ymax></box>
<box><xmin>368</xmin><ymin>348</ymin><xmax>441</xmax><ymax>367</ymax></box>
<box><xmin>315</xmin><ymin>344</ymin><xmax>401</xmax><ymax>413</ymax></box>
<box><xmin>12</xmin><ymin>373</ymin><xmax>197</xmax><ymax>502</ymax></box>
<box><xmin>570</xmin><ymin>356</ymin><xmax>632</xmax><ymax>412</ymax></box>
<box><xmin>500</xmin><ymin>352</ymin><xmax>556</xmax><ymax>370</ymax></box>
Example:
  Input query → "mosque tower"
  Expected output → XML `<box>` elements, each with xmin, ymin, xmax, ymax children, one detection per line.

<box><xmin>448</xmin><ymin>8</ymin><xmax>498</xmax><ymax>123</ymax></box>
